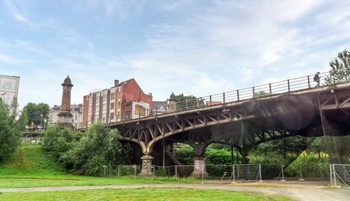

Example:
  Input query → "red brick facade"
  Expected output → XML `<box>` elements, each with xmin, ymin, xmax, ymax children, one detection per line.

<box><xmin>82</xmin><ymin>78</ymin><xmax>152</xmax><ymax>128</ymax></box>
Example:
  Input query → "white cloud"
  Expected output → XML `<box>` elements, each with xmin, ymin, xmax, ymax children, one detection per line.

<box><xmin>3</xmin><ymin>0</ymin><xmax>31</xmax><ymax>23</ymax></box>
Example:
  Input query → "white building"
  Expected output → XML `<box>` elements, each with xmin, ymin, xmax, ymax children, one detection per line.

<box><xmin>49</xmin><ymin>104</ymin><xmax>83</xmax><ymax>129</ymax></box>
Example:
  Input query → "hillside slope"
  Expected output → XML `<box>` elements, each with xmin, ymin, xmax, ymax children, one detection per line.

<box><xmin>0</xmin><ymin>144</ymin><xmax>65</xmax><ymax>178</ymax></box>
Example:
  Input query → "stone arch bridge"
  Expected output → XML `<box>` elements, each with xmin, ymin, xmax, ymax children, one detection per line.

<box><xmin>108</xmin><ymin>73</ymin><xmax>350</xmax><ymax>176</ymax></box>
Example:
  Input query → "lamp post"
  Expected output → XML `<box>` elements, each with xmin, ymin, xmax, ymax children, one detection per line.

<box><xmin>44</xmin><ymin>118</ymin><xmax>47</xmax><ymax>130</ymax></box>
<box><xmin>40</xmin><ymin>114</ymin><xmax>43</xmax><ymax>130</ymax></box>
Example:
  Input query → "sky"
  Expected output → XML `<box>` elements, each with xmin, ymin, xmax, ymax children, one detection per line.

<box><xmin>1</xmin><ymin>0</ymin><xmax>350</xmax><ymax>108</ymax></box>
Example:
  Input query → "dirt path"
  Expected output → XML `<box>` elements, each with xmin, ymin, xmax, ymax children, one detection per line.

<box><xmin>1</xmin><ymin>180</ymin><xmax>349</xmax><ymax>201</ymax></box>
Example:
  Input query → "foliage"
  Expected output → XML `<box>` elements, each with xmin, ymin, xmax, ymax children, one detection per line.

<box><xmin>22</xmin><ymin>102</ymin><xmax>49</xmax><ymax>127</ymax></box>
<box><xmin>0</xmin><ymin>98</ymin><xmax>22</xmax><ymax>161</ymax></box>
<box><xmin>306</xmin><ymin>137</ymin><xmax>327</xmax><ymax>159</ymax></box>
<box><xmin>285</xmin><ymin>152</ymin><xmax>329</xmax><ymax>178</ymax></box>
<box><xmin>175</xmin><ymin>144</ymin><xmax>194</xmax><ymax>165</ymax></box>
<box><xmin>249</xmin><ymin>136</ymin><xmax>309</xmax><ymax>165</ymax></box>
<box><xmin>17</xmin><ymin>106</ymin><xmax>28</xmax><ymax>131</ymax></box>
<box><xmin>41</xmin><ymin>123</ymin><xmax>79</xmax><ymax>159</ymax></box>
<box><xmin>59</xmin><ymin>121</ymin><xmax>132</xmax><ymax>175</ymax></box>
<box><xmin>176</xmin><ymin>144</ymin><xmax>237</xmax><ymax>165</ymax></box>
<box><xmin>175</xmin><ymin>93</ymin><xmax>205</xmax><ymax>111</ymax></box>
<box><xmin>325</xmin><ymin>136</ymin><xmax>350</xmax><ymax>164</ymax></box>
<box><xmin>254</xmin><ymin>91</ymin><xmax>269</xmax><ymax>98</ymax></box>
<box><xmin>205</xmin><ymin>144</ymin><xmax>232</xmax><ymax>165</ymax></box>
<box><xmin>325</xmin><ymin>49</ymin><xmax>350</xmax><ymax>84</ymax></box>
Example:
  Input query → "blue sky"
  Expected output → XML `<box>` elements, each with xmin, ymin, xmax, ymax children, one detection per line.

<box><xmin>1</xmin><ymin>0</ymin><xmax>350</xmax><ymax>108</ymax></box>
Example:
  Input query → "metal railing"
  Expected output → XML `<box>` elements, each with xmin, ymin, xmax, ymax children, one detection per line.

<box><xmin>96</xmin><ymin>71</ymin><xmax>350</xmax><ymax>127</ymax></box>
<box><xmin>133</xmin><ymin>72</ymin><xmax>330</xmax><ymax>118</ymax></box>
<box><xmin>176</xmin><ymin>71</ymin><xmax>330</xmax><ymax>111</ymax></box>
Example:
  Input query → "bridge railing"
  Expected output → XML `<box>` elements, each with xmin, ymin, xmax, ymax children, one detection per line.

<box><xmin>175</xmin><ymin>71</ymin><xmax>330</xmax><ymax>111</ymax></box>
<box><xmin>109</xmin><ymin>71</ymin><xmax>338</xmax><ymax>123</ymax></box>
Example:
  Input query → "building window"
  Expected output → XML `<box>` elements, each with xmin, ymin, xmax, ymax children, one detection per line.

<box><xmin>111</xmin><ymin>102</ymin><xmax>114</xmax><ymax>109</ymax></box>
<box><xmin>110</xmin><ymin>112</ymin><xmax>114</xmax><ymax>120</ymax></box>
<box><xmin>111</xmin><ymin>93</ymin><xmax>115</xmax><ymax>100</ymax></box>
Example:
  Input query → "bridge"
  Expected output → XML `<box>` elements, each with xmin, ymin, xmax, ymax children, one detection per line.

<box><xmin>107</xmin><ymin>72</ymin><xmax>350</xmax><ymax>176</ymax></box>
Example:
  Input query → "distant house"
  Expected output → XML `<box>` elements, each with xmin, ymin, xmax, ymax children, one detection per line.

<box><xmin>82</xmin><ymin>78</ymin><xmax>152</xmax><ymax>128</ymax></box>
<box><xmin>49</xmin><ymin>104</ymin><xmax>83</xmax><ymax>129</ymax></box>
<box><xmin>152</xmin><ymin>100</ymin><xmax>168</xmax><ymax>115</ymax></box>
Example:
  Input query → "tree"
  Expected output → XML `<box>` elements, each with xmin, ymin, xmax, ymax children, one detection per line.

<box><xmin>325</xmin><ymin>49</ymin><xmax>350</xmax><ymax>84</ymax></box>
<box><xmin>250</xmin><ymin>136</ymin><xmax>310</xmax><ymax>165</ymax></box>
<box><xmin>41</xmin><ymin>123</ymin><xmax>78</xmax><ymax>159</ymax></box>
<box><xmin>254</xmin><ymin>91</ymin><xmax>269</xmax><ymax>98</ymax></box>
<box><xmin>61</xmin><ymin>121</ymin><xmax>131</xmax><ymax>175</ymax></box>
<box><xmin>22</xmin><ymin>103</ymin><xmax>50</xmax><ymax>127</ymax></box>
<box><xmin>175</xmin><ymin>93</ymin><xmax>205</xmax><ymax>111</ymax></box>
<box><xmin>0</xmin><ymin>98</ymin><xmax>22</xmax><ymax>161</ymax></box>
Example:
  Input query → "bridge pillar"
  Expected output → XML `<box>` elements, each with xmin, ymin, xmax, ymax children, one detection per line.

<box><xmin>139</xmin><ymin>155</ymin><xmax>154</xmax><ymax>177</ymax></box>
<box><xmin>191</xmin><ymin>155</ymin><xmax>208</xmax><ymax>178</ymax></box>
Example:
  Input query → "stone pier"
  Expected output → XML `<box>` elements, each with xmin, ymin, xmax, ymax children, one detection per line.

<box><xmin>139</xmin><ymin>155</ymin><xmax>154</xmax><ymax>176</ymax></box>
<box><xmin>191</xmin><ymin>156</ymin><xmax>208</xmax><ymax>178</ymax></box>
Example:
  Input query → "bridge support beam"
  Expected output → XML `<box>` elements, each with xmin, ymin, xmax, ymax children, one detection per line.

<box><xmin>191</xmin><ymin>155</ymin><xmax>208</xmax><ymax>178</ymax></box>
<box><xmin>139</xmin><ymin>155</ymin><xmax>154</xmax><ymax>177</ymax></box>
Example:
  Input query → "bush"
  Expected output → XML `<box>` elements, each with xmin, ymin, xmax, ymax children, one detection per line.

<box><xmin>59</xmin><ymin>121</ymin><xmax>132</xmax><ymax>176</ymax></box>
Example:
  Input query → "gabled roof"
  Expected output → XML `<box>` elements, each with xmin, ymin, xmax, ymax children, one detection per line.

<box><xmin>152</xmin><ymin>101</ymin><xmax>167</xmax><ymax>110</ymax></box>
<box><xmin>118</xmin><ymin>78</ymin><xmax>135</xmax><ymax>87</ymax></box>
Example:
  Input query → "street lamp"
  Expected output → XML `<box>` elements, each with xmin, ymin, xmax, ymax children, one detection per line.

<box><xmin>40</xmin><ymin>114</ymin><xmax>43</xmax><ymax>130</ymax></box>
<box><xmin>44</xmin><ymin>118</ymin><xmax>47</xmax><ymax>130</ymax></box>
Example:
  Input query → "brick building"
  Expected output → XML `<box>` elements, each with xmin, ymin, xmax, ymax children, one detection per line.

<box><xmin>82</xmin><ymin>78</ymin><xmax>152</xmax><ymax>128</ymax></box>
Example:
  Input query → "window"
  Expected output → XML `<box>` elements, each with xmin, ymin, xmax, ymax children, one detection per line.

<box><xmin>111</xmin><ymin>93</ymin><xmax>115</xmax><ymax>100</ymax></box>
<box><xmin>111</xmin><ymin>102</ymin><xmax>114</xmax><ymax>109</ymax></box>
<box><xmin>110</xmin><ymin>113</ymin><xmax>114</xmax><ymax>120</ymax></box>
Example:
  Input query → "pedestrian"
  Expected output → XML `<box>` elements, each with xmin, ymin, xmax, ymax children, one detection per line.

<box><xmin>313</xmin><ymin>72</ymin><xmax>320</xmax><ymax>87</ymax></box>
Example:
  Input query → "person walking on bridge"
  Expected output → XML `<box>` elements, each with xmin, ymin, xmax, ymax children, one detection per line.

<box><xmin>314</xmin><ymin>72</ymin><xmax>320</xmax><ymax>87</ymax></box>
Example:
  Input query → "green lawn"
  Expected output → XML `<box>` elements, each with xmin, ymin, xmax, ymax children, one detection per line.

<box><xmin>0</xmin><ymin>188</ymin><xmax>293</xmax><ymax>201</ymax></box>
<box><xmin>0</xmin><ymin>145</ymin><xmax>294</xmax><ymax>201</ymax></box>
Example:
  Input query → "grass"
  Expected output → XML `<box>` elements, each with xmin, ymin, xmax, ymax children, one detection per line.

<box><xmin>0</xmin><ymin>145</ymin><xmax>294</xmax><ymax>200</ymax></box>
<box><xmin>0</xmin><ymin>188</ymin><xmax>294</xmax><ymax>201</ymax></box>
<box><xmin>0</xmin><ymin>145</ymin><xmax>196</xmax><ymax>188</ymax></box>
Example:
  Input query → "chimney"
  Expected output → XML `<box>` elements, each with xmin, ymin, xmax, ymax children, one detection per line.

<box><xmin>114</xmin><ymin>80</ymin><xmax>119</xmax><ymax>86</ymax></box>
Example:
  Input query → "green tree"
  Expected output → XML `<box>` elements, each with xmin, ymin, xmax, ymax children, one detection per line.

<box><xmin>250</xmin><ymin>136</ymin><xmax>310</xmax><ymax>165</ymax></box>
<box><xmin>0</xmin><ymin>98</ymin><xmax>22</xmax><ymax>161</ymax></box>
<box><xmin>59</xmin><ymin>121</ymin><xmax>131</xmax><ymax>175</ymax></box>
<box><xmin>254</xmin><ymin>91</ymin><xmax>269</xmax><ymax>98</ymax></box>
<box><xmin>175</xmin><ymin>93</ymin><xmax>205</xmax><ymax>111</ymax></box>
<box><xmin>42</xmin><ymin>123</ymin><xmax>78</xmax><ymax>159</ymax></box>
<box><xmin>17</xmin><ymin>106</ymin><xmax>28</xmax><ymax>131</ymax></box>
<box><xmin>205</xmin><ymin>146</ymin><xmax>232</xmax><ymax>165</ymax></box>
<box><xmin>175</xmin><ymin>144</ymin><xmax>194</xmax><ymax>165</ymax></box>
<box><xmin>23</xmin><ymin>103</ymin><xmax>50</xmax><ymax>127</ymax></box>
<box><xmin>325</xmin><ymin>49</ymin><xmax>350</xmax><ymax>84</ymax></box>
<box><xmin>307</xmin><ymin>137</ymin><xmax>327</xmax><ymax>159</ymax></box>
